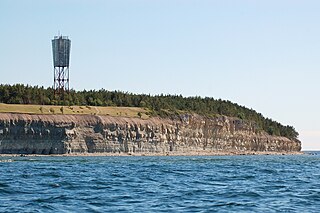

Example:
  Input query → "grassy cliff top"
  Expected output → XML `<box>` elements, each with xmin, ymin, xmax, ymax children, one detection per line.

<box><xmin>0</xmin><ymin>103</ymin><xmax>149</xmax><ymax>119</ymax></box>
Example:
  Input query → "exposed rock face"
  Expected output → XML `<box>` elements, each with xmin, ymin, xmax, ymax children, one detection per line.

<box><xmin>0</xmin><ymin>113</ymin><xmax>301</xmax><ymax>154</ymax></box>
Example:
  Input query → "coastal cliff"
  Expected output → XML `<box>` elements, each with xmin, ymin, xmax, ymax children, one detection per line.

<box><xmin>0</xmin><ymin>113</ymin><xmax>301</xmax><ymax>155</ymax></box>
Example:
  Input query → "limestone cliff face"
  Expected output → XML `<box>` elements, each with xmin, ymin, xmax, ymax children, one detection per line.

<box><xmin>0</xmin><ymin>113</ymin><xmax>301</xmax><ymax>154</ymax></box>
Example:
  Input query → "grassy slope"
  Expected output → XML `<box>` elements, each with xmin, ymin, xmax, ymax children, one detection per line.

<box><xmin>0</xmin><ymin>103</ymin><xmax>149</xmax><ymax>119</ymax></box>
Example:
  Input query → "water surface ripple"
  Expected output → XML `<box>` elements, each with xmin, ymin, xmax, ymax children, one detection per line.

<box><xmin>1</xmin><ymin>153</ymin><xmax>320</xmax><ymax>212</ymax></box>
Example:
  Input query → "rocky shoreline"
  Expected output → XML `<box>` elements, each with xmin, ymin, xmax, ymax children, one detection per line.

<box><xmin>0</xmin><ymin>113</ymin><xmax>301</xmax><ymax>155</ymax></box>
<box><xmin>0</xmin><ymin>151</ymin><xmax>304</xmax><ymax>158</ymax></box>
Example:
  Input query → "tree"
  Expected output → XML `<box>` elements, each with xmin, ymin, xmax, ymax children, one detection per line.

<box><xmin>49</xmin><ymin>108</ymin><xmax>55</xmax><ymax>114</ymax></box>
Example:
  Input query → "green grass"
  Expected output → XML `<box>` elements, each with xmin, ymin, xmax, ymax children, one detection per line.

<box><xmin>0</xmin><ymin>103</ymin><xmax>150</xmax><ymax>119</ymax></box>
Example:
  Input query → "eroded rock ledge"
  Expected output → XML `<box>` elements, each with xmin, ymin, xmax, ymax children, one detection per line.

<box><xmin>0</xmin><ymin>113</ymin><xmax>301</xmax><ymax>155</ymax></box>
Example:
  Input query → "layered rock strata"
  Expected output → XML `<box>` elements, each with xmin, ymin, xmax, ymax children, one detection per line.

<box><xmin>0</xmin><ymin>113</ymin><xmax>301</xmax><ymax>154</ymax></box>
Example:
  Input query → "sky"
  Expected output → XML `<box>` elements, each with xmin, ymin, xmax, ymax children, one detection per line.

<box><xmin>0</xmin><ymin>0</ymin><xmax>319</xmax><ymax>150</ymax></box>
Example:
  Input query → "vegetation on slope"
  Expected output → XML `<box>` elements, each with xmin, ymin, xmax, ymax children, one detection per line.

<box><xmin>0</xmin><ymin>84</ymin><xmax>298</xmax><ymax>140</ymax></box>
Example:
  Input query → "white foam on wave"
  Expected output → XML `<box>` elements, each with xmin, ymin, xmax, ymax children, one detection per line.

<box><xmin>0</xmin><ymin>159</ymin><xmax>13</xmax><ymax>163</ymax></box>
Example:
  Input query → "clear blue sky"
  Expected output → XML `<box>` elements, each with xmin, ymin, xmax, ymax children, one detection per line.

<box><xmin>1</xmin><ymin>0</ymin><xmax>319</xmax><ymax>150</ymax></box>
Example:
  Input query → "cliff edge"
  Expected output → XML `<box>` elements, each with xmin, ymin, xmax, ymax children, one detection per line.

<box><xmin>0</xmin><ymin>113</ymin><xmax>301</xmax><ymax>155</ymax></box>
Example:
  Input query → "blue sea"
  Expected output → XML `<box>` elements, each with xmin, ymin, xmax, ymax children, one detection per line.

<box><xmin>1</xmin><ymin>152</ymin><xmax>320</xmax><ymax>212</ymax></box>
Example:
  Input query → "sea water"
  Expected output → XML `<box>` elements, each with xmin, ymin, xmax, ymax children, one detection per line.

<box><xmin>0</xmin><ymin>153</ymin><xmax>320</xmax><ymax>212</ymax></box>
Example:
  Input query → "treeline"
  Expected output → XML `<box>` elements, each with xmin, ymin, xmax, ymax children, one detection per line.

<box><xmin>0</xmin><ymin>84</ymin><xmax>298</xmax><ymax>140</ymax></box>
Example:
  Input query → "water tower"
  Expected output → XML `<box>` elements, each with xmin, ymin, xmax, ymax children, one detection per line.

<box><xmin>52</xmin><ymin>35</ymin><xmax>71</xmax><ymax>95</ymax></box>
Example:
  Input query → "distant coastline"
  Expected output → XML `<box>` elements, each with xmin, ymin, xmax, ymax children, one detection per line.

<box><xmin>0</xmin><ymin>85</ymin><xmax>301</xmax><ymax>156</ymax></box>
